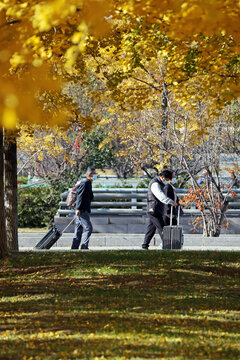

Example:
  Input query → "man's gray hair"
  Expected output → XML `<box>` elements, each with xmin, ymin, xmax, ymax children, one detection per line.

<box><xmin>86</xmin><ymin>167</ymin><xmax>95</xmax><ymax>176</ymax></box>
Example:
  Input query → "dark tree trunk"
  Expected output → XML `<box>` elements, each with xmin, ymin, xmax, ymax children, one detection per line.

<box><xmin>0</xmin><ymin>128</ymin><xmax>8</xmax><ymax>258</ymax></box>
<box><xmin>161</xmin><ymin>83</ymin><xmax>168</xmax><ymax>130</ymax></box>
<box><xmin>4</xmin><ymin>130</ymin><xmax>18</xmax><ymax>250</ymax></box>
<box><xmin>161</xmin><ymin>83</ymin><xmax>170</xmax><ymax>154</ymax></box>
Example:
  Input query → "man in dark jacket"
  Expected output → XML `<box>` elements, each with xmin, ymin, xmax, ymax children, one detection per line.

<box><xmin>163</xmin><ymin>171</ymin><xmax>183</xmax><ymax>226</ymax></box>
<box><xmin>142</xmin><ymin>170</ymin><xmax>177</xmax><ymax>250</ymax></box>
<box><xmin>71</xmin><ymin>167</ymin><xmax>96</xmax><ymax>250</ymax></box>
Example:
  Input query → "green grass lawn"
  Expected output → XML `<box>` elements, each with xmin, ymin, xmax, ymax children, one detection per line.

<box><xmin>0</xmin><ymin>250</ymin><xmax>239</xmax><ymax>360</ymax></box>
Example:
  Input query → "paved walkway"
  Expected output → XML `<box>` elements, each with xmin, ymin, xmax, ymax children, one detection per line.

<box><xmin>18</xmin><ymin>233</ymin><xmax>240</xmax><ymax>251</ymax></box>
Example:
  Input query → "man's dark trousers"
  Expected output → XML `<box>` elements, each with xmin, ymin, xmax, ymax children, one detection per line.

<box><xmin>142</xmin><ymin>213</ymin><xmax>165</xmax><ymax>249</ymax></box>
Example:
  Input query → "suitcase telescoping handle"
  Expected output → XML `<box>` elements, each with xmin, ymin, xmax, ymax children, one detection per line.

<box><xmin>170</xmin><ymin>205</ymin><xmax>181</xmax><ymax>226</ymax></box>
<box><xmin>60</xmin><ymin>216</ymin><xmax>76</xmax><ymax>234</ymax></box>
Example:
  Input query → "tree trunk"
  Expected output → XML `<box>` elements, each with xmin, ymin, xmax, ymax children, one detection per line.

<box><xmin>161</xmin><ymin>82</ymin><xmax>170</xmax><ymax>155</ymax></box>
<box><xmin>201</xmin><ymin>211</ymin><xmax>210</xmax><ymax>237</ymax></box>
<box><xmin>161</xmin><ymin>83</ymin><xmax>168</xmax><ymax>130</ymax></box>
<box><xmin>202</xmin><ymin>206</ymin><xmax>228</xmax><ymax>237</ymax></box>
<box><xmin>0</xmin><ymin>128</ymin><xmax>9</xmax><ymax>259</ymax></box>
<box><xmin>205</xmin><ymin>218</ymin><xmax>221</xmax><ymax>237</ymax></box>
<box><xmin>4</xmin><ymin>130</ymin><xmax>18</xmax><ymax>250</ymax></box>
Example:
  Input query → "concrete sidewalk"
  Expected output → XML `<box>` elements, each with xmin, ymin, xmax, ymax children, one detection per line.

<box><xmin>18</xmin><ymin>233</ymin><xmax>240</xmax><ymax>251</ymax></box>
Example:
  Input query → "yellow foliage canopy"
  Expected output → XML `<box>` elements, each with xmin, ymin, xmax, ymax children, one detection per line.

<box><xmin>0</xmin><ymin>0</ymin><xmax>112</xmax><ymax>129</ymax></box>
<box><xmin>1</xmin><ymin>0</ymin><xmax>240</xmax><ymax>129</ymax></box>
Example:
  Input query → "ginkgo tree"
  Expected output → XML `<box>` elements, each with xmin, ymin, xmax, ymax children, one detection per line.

<box><xmin>0</xmin><ymin>0</ymin><xmax>112</xmax><ymax>258</ymax></box>
<box><xmin>83</xmin><ymin>2</ymin><xmax>240</xmax><ymax>236</ymax></box>
<box><xmin>99</xmin><ymin>92</ymin><xmax>239</xmax><ymax>236</ymax></box>
<box><xmin>87</xmin><ymin>9</ymin><xmax>240</xmax><ymax>235</ymax></box>
<box><xmin>1</xmin><ymin>0</ymin><xmax>240</xmax><ymax>257</ymax></box>
<box><xmin>171</xmin><ymin>101</ymin><xmax>239</xmax><ymax>237</ymax></box>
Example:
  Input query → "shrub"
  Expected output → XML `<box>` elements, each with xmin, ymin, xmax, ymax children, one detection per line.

<box><xmin>18</xmin><ymin>186</ymin><xmax>59</xmax><ymax>228</ymax></box>
<box><xmin>17</xmin><ymin>168</ymin><xmax>83</xmax><ymax>228</ymax></box>
<box><xmin>136</xmin><ymin>178</ymin><xmax>151</xmax><ymax>188</ymax></box>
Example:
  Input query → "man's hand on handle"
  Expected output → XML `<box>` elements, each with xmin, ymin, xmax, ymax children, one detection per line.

<box><xmin>76</xmin><ymin>209</ymin><xmax>81</xmax><ymax>216</ymax></box>
<box><xmin>168</xmin><ymin>202</ymin><xmax>178</xmax><ymax>217</ymax></box>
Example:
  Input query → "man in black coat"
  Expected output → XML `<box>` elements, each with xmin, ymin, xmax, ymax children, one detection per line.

<box><xmin>71</xmin><ymin>167</ymin><xmax>96</xmax><ymax>250</ymax></box>
<box><xmin>163</xmin><ymin>172</ymin><xmax>182</xmax><ymax>226</ymax></box>
<box><xmin>142</xmin><ymin>170</ymin><xmax>177</xmax><ymax>250</ymax></box>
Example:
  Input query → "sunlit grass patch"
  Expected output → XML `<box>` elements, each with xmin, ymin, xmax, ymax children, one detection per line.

<box><xmin>0</xmin><ymin>293</ymin><xmax>54</xmax><ymax>303</ymax></box>
<box><xmin>0</xmin><ymin>250</ymin><xmax>239</xmax><ymax>359</ymax></box>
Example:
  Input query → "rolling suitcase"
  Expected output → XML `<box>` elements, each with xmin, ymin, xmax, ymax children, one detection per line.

<box><xmin>162</xmin><ymin>206</ymin><xmax>184</xmax><ymax>250</ymax></box>
<box><xmin>34</xmin><ymin>217</ymin><xmax>76</xmax><ymax>250</ymax></box>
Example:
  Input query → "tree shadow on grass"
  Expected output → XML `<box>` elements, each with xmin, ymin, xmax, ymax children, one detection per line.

<box><xmin>1</xmin><ymin>320</ymin><xmax>239</xmax><ymax>360</ymax></box>
<box><xmin>0</xmin><ymin>251</ymin><xmax>239</xmax><ymax>359</ymax></box>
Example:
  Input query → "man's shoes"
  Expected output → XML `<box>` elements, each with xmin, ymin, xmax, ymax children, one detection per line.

<box><xmin>80</xmin><ymin>246</ymin><xmax>89</xmax><ymax>250</ymax></box>
<box><xmin>142</xmin><ymin>245</ymin><xmax>148</xmax><ymax>250</ymax></box>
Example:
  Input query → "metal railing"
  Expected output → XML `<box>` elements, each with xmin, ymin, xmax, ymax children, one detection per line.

<box><xmin>55</xmin><ymin>188</ymin><xmax>240</xmax><ymax>217</ymax></box>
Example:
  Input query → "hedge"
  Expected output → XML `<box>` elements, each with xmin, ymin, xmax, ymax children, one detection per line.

<box><xmin>18</xmin><ymin>186</ymin><xmax>59</xmax><ymax>228</ymax></box>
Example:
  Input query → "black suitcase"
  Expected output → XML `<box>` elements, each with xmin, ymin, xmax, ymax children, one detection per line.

<box><xmin>34</xmin><ymin>226</ymin><xmax>62</xmax><ymax>249</ymax></box>
<box><xmin>162</xmin><ymin>206</ymin><xmax>184</xmax><ymax>250</ymax></box>
<box><xmin>34</xmin><ymin>217</ymin><xmax>75</xmax><ymax>250</ymax></box>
